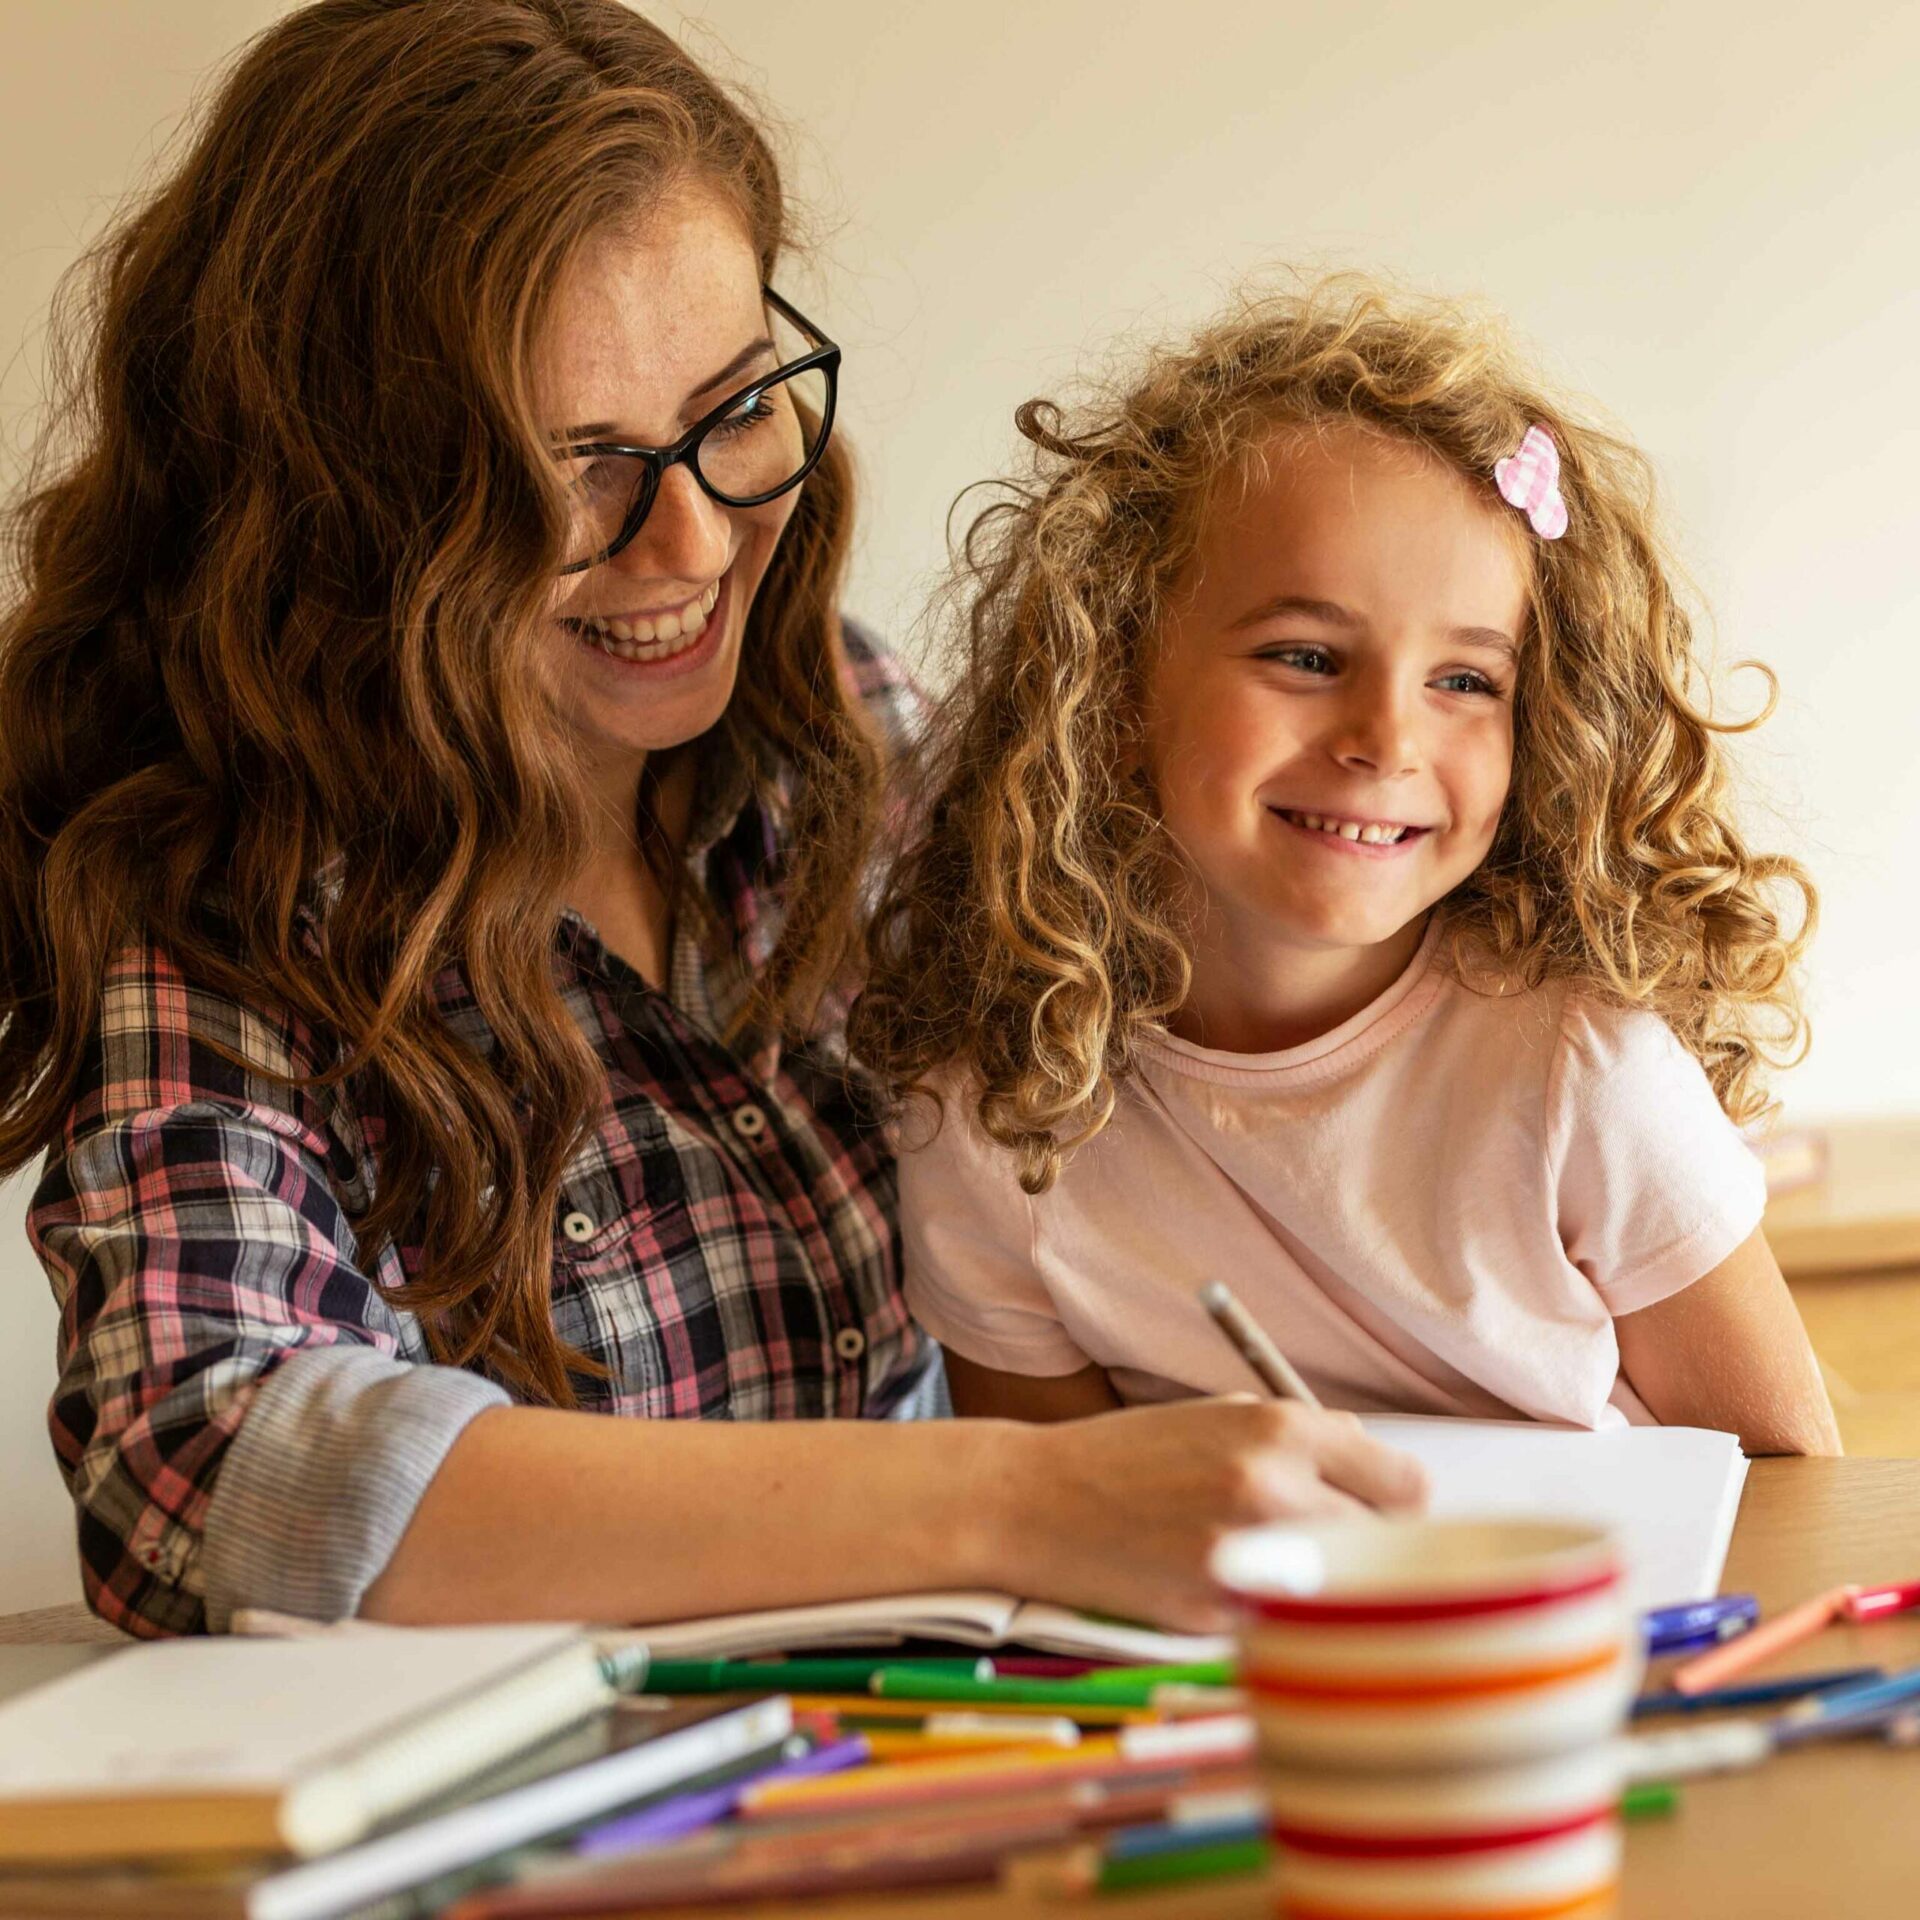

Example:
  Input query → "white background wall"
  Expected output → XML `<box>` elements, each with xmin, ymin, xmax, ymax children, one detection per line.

<box><xmin>3</xmin><ymin>1</ymin><xmax>1916</xmax><ymax>1609</ymax></box>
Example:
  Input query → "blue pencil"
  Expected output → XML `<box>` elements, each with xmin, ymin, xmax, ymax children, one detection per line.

<box><xmin>1104</xmin><ymin>1811</ymin><xmax>1269</xmax><ymax>1861</ymax></box>
<box><xmin>1632</xmin><ymin>1666</ymin><xmax>1883</xmax><ymax>1718</ymax></box>
<box><xmin>1774</xmin><ymin>1662</ymin><xmax>1920</xmax><ymax>1744</ymax></box>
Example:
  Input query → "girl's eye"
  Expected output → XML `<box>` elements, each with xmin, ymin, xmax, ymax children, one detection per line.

<box><xmin>1432</xmin><ymin>668</ymin><xmax>1502</xmax><ymax>697</ymax></box>
<box><xmin>1262</xmin><ymin>644</ymin><xmax>1338</xmax><ymax>675</ymax></box>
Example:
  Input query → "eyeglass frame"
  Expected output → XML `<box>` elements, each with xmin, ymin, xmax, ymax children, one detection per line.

<box><xmin>553</xmin><ymin>286</ymin><xmax>840</xmax><ymax>575</ymax></box>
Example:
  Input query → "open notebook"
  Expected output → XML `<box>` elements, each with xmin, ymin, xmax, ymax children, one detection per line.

<box><xmin>597</xmin><ymin>1595</ymin><xmax>1233</xmax><ymax>1666</ymax></box>
<box><xmin>603</xmin><ymin>1416</ymin><xmax>1747</xmax><ymax>1665</ymax></box>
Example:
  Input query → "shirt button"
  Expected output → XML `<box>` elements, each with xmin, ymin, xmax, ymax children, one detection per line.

<box><xmin>561</xmin><ymin>1210</ymin><xmax>597</xmax><ymax>1244</ymax></box>
<box><xmin>731</xmin><ymin>1104</ymin><xmax>768</xmax><ymax>1141</ymax></box>
<box><xmin>834</xmin><ymin>1327</ymin><xmax>868</xmax><ymax>1363</ymax></box>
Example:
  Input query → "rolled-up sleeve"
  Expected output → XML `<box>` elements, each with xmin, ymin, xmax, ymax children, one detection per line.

<box><xmin>31</xmin><ymin>946</ymin><xmax>509</xmax><ymax>1636</ymax></box>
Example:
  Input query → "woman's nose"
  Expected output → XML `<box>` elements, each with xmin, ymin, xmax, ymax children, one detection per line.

<box><xmin>609</xmin><ymin>464</ymin><xmax>731</xmax><ymax>590</ymax></box>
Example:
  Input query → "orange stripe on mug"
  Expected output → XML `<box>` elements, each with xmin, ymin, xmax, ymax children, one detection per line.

<box><xmin>1246</xmin><ymin>1643</ymin><xmax>1624</xmax><ymax>1705</ymax></box>
<box><xmin>1279</xmin><ymin>1880</ymin><xmax>1619</xmax><ymax>1920</ymax></box>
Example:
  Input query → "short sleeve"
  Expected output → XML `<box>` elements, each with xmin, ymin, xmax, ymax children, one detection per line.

<box><xmin>1547</xmin><ymin>998</ymin><xmax>1768</xmax><ymax>1316</ymax></box>
<box><xmin>897</xmin><ymin>1091</ymin><xmax>1093</xmax><ymax>1377</ymax></box>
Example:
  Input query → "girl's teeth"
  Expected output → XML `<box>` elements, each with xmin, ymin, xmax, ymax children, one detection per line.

<box><xmin>1289</xmin><ymin>810</ymin><xmax>1408</xmax><ymax>845</ymax></box>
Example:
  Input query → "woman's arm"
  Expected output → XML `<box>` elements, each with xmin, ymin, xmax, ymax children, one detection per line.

<box><xmin>1615</xmin><ymin>1226</ymin><xmax>1841</xmax><ymax>1455</ymax></box>
<box><xmin>361</xmin><ymin>1391</ymin><xmax>1429</xmax><ymax>1635</ymax></box>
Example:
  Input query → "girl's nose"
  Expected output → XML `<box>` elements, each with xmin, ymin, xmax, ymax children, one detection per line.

<box><xmin>1330</xmin><ymin>686</ymin><xmax>1422</xmax><ymax>778</ymax></box>
<box><xmin>607</xmin><ymin>464</ymin><xmax>731</xmax><ymax>591</ymax></box>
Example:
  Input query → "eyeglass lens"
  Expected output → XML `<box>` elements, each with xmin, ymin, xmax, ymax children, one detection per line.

<box><xmin>564</xmin><ymin>302</ymin><xmax>830</xmax><ymax>568</ymax></box>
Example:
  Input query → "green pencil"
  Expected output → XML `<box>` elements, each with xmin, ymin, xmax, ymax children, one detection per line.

<box><xmin>1093</xmin><ymin>1835</ymin><xmax>1273</xmax><ymax>1892</ymax></box>
<box><xmin>871</xmin><ymin>1666</ymin><xmax>1239</xmax><ymax>1710</ymax></box>
<box><xmin>1046</xmin><ymin>1660</ymin><xmax>1237</xmax><ymax>1692</ymax></box>
<box><xmin>1621</xmin><ymin>1780</ymin><xmax>1681</xmax><ymax>1819</ymax></box>
<box><xmin>639</xmin><ymin>1654</ymin><xmax>991</xmax><ymax>1693</ymax></box>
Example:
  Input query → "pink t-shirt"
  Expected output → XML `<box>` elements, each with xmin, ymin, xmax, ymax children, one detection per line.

<box><xmin>899</xmin><ymin>920</ymin><xmax>1766</xmax><ymax>1430</ymax></box>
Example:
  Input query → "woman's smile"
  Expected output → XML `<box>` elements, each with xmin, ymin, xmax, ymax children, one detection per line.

<box><xmin>559</xmin><ymin>571</ymin><xmax>727</xmax><ymax>669</ymax></box>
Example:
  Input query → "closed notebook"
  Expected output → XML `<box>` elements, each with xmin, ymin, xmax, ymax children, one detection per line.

<box><xmin>0</xmin><ymin>1623</ymin><xmax>611</xmax><ymax>1865</ymax></box>
<box><xmin>0</xmin><ymin>1695</ymin><xmax>792</xmax><ymax>1920</ymax></box>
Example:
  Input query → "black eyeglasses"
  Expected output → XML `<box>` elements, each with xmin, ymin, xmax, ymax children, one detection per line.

<box><xmin>554</xmin><ymin>287</ymin><xmax>839</xmax><ymax>573</ymax></box>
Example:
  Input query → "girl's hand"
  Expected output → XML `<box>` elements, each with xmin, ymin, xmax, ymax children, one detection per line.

<box><xmin>986</xmin><ymin>1396</ymin><xmax>1429</xmax><ymax>1632</ymax></box>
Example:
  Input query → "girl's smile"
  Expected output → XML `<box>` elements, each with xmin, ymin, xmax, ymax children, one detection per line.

<box><xmin>1269</xmin><ymin>808</ymin><xmax>1436</xmax><ymax>854</ymax></box>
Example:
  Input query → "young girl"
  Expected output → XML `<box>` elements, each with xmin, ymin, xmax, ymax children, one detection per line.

<box><xmin>856</xmin><ymin>277</ymin><xmax>1840</xmax><ymax>1454</ymax></box>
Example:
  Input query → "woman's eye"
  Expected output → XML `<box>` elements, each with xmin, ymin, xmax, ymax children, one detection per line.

<box><xmin>568</xmin><ymin>459</ymin><xmax>619</xmax><ymax>500</ymax></box>
<box><xmin>1433</xmin><ymin>669</ymin><xmax>1500</xmax><ymax>696</ymax></box>
<box><xmin>708</xmin><ymin>391</ymin><xmax>779</xmax><ymax>441</ymax></box>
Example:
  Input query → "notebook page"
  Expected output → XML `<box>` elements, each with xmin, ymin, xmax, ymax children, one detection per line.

<box><xmin>1360</xmin><ymin>1414</ymin><xmax>1749</xmax><ymax>1611</ymax></box>
<box><xmin>601</xmin><ymin>1591</ymin><xmax>1022</xmax><ymax>1659</ymax></box>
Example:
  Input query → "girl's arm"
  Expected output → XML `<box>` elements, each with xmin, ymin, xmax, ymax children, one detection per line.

<box><xmin>360</xmin><ymin>1392</ymin><xmax>1429</xmax><ymax>1635</ymax></box>
<box><xmin>944</xmin><ymin>1350</ymin><xmax>1123</xmax><ymax>1420</ymax></box>
<box><xmin>1615</xmin><ymin>1226</ymin><xmax>1841</xmax><ymax>1455</ymax></box>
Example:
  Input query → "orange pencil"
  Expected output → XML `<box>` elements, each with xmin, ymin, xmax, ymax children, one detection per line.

<box><xmin>1672</xmin><ymin>1586</ymin><xmax>1849</xmax><ymax>1695</ymax></box>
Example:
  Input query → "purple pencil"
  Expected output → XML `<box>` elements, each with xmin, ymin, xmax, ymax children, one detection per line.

<box><xmin>573</xmin><ymin>1735</ymin><xmax>869</xmax><ymax>1856</ymax></box>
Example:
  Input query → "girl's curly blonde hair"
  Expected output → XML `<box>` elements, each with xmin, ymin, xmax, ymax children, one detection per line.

<box><xmin>853</xmin><ymin>275</ymin><xmax>1815</xmax><ymax>1194</ymax></box>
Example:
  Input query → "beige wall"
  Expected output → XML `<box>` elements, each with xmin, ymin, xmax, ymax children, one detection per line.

<box><xmin>3</xmin><ymin>1</ymin><xmax>1916</xmax><ymax>1609</ymax></box>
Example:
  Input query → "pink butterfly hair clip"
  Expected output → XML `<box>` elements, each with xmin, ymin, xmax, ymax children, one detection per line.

<box><xmin>1494</xmin><ymin>424</ymin><xmax>1569</xmax><ymax>539</ymax></box>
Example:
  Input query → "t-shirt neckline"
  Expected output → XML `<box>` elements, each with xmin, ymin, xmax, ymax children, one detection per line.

<box><xmin>1143</xmin><ymin>915</ymin><xmax>1446</xmax><ymax>1083</ymax></box>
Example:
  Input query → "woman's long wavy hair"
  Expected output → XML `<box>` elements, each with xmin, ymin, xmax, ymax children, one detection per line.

<box><xmin>0</xmin><ymin>0</ymin><xmax>881</xmax><ymax>1405</ymax></box>
<box><xmin>855</xmin><ymin>276</ymin><xmax>1816</xmax><ymax>1194</ymax></box>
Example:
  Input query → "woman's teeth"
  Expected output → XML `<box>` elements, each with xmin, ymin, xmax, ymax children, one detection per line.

<box><xmin>576</xmin><ymin>581</ymin><xmax>720</xmax><ymax>661</ymax></box>
<box><xmin>1285</xmin><ymin>810</ymin><xmax>1411</xmax><ymax>846</ymax></box>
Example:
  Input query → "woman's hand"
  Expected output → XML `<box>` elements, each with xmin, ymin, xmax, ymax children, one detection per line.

<box><xmin>984</xmin><ymin>1396</ymin><xmax>1430</xmax><ymax>1632</ymax></box>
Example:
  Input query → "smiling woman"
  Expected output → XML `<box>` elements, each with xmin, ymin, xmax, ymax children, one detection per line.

<box><xmin>0</xmin><ymin>0</ymin><xmax>1423</xmax><ymax>1640</ymax></box>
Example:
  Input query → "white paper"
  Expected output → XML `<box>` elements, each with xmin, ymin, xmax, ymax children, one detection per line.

<box><xmin>1360</xmin><ymin>1414</ymin><xmax>1750</xmax><ymax>1611</ymax></box>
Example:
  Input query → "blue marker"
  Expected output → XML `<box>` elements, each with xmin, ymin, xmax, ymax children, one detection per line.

<box><xmin>1643</xmin><ymin>1594</ymin><xmax>1758</xmax><ymax>1656</ymax></box>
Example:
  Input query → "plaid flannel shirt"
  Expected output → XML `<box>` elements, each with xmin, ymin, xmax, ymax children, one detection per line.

<box><xmin>30</xmin><ymin>623</ymin><xmax>935</xmax><ymax>1638</ymax></box>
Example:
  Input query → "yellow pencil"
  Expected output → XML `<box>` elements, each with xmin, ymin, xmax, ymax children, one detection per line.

<box><xmin>742</xmin><ymin>1737</ymin><xmax>1127</xmax><ymax>1814</ymax></box>
<box><xmin>785</xmin><ymin>1693</ymin><xmax>1158</xmax><ymax>1727</ymax></box>
<box><xmin>862</xmin><ymin>1729</ymin><xmax>1074</xmax><ymax>1761</ymax></box>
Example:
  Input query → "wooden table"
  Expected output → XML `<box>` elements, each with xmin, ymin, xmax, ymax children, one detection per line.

<box><xmin>663</xmin><ymin>1460</ymin><xmax>1920</xmax><ymax>1920</ymax></box>
<box><xmin>7</xmin><ymin>1461</ymin><xmax>1920</xmax><ymax>1917</ymax></box>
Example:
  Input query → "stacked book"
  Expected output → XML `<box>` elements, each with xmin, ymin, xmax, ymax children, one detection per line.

<box><xmin>0</xmin><ymin>1600</ymin><xmax>1262</xmax><ymax>1917</ymax></box>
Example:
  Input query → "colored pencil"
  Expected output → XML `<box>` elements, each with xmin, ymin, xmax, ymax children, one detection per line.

<box><xmin>637</xmin><ymin>1655</ymin><xmax>989</xmax><ymax>1693</ymax></box>
<box><xmin>1008</xmin><ymin>1833</ymin><xmax>1274</xmax><ymax>1897</ymax></box>
<box><xmin>1632</xmin><ymin>1665</ymin><xmax>1883</xmax><ymax>1717</ymax></box>
<box><xmin>1843</xmin><ymin>1578</ymin><xmax>1920</xmax><ymax>1623</ymax></box>
<box><xmin>1671</xmin><ymin>1586</ymin><xmax>1849</xmax><ymax>1694</ymax></box>
<box><xmin>870</xmin><ymin>1666</ymin><xmax>1240</xmax><ymax>1711</ymax></box>
<box><xmin>571</xmin><ymin>1734</ymin><xmax>867</xmax><ymax>1855</ymax></box>
<box><xmin>784</xmin><ymin>1691</ymin><xmax>1157</xmax><ymax>1727</ymax></box>
<box><xmin>1198</xmin><ymin>1280</ymin><xmax>1321</xmax><ymax>1405</ymax></box>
